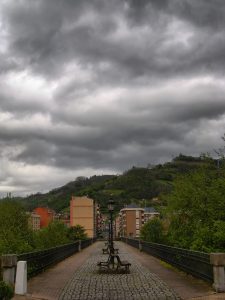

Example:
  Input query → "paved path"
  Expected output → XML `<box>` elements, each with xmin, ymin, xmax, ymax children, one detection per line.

<box><xmin>13</xmin><ymin>241</ymin><xmax>225</xmax><ymax>300</ymax></box>
<box><xmin>14</xmin><ymin>242</ymin><xmax>97</xmax><ymax>300</ymax></box>
<box><xmin>59</xmin><ymin>242</ymin><xmax>180</xmax><ymax>300</ymax></box>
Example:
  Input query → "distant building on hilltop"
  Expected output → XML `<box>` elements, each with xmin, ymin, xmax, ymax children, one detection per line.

<box><xmin>33</xmin><ymin>207</ymin><xmax>54</xmax><ymax>228</ymax></box>
<box><xmin>70</xmin><ymin>196</ymin><xmax>97</xmax><ymax>238</ymax></box>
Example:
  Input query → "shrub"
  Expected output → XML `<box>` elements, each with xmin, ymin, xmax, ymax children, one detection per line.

<box><xmin>140</xmin><ymin>219</ymin><xmax>164</xmax><ymax>243</ymax></box>
<box><xmin>0</xmin><ymin>281</ymin><xmax>14</xmax><ymax>300</ymax></box>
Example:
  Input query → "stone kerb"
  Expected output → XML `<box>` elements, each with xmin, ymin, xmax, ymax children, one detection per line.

<box><xmin>210</xmin><ymin>253</ymin><xmax>225</xmax><ymax>292</ymax></box>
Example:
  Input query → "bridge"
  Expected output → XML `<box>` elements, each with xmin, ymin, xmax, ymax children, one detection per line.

<box><xmin>2</xmin><ymin>239</ymin><xmax>224</xmax><ymax>300</ymax></box>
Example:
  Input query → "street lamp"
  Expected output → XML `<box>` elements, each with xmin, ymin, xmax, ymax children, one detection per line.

<box><xmin>108</xmin><ymin>198</ymin><xmax>114</xmax><ymax>255</ymax></box>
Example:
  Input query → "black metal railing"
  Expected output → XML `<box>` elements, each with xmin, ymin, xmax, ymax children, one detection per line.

<box><xmin>81</xmin><ymin>238</ymin><xmax>93</xmax><ymax>249</ymax></box>
<box><xmin>125</xmin><ymin>238</ymin><xmax>139</xmax><ymax>249</ymax></box>
<box><xmin>121</xmin><ymin>237</ymin><xmax>213</xmax><ymax>282</ymax></box>
<box><xmin>17</xmin><ymin>238</ymin><xmax>94</xmax><ymax>278</ymax></box>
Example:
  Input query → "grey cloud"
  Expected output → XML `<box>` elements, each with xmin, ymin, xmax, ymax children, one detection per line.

<box><xmin>0</xmin><ymin>0</ymin><xmax>225</xmax><ymax>194</ymax></box>
<box><xmin>2</xmin><ymin>0</ymin><xmax>225</xmax><ymax>84</ymax></box>
<box><xmin>0</xmin><ymin>92</ymin><xmax>49</xmax><ymax>116</ymax></box>
<box><xmin>0</xmin><ymin>54</ymin><xmax>20</xmax><ymax>74</ymax></box>
<box><xmin>174</xmin><ymin>0</ymin><xmax>225</xmax><ymax>30</ymax></box>
<box><xmin>126</xmin><ymin>0</ymin><xmax>225</xmax><ymax>30</ymax></box>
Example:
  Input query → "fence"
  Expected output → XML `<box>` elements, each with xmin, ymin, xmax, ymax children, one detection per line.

<box><xmin>121</xmin><ymin>237</ymin><xmax>213</xmax><ymax>282</ymax></box>
<box><xmin>17</xmin><ymin>239</ymin><xmax>94</xmax><ymax>278</ymax></box>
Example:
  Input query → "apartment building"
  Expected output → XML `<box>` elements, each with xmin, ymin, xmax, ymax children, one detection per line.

<box><xmin>115</xmin><ymin>215</ymin><xmax>120</xmax><ymax>238</ymax></box>
<box><xmin>33</xmin><ymin>207</ymin><xmax>54</xmax><ymax>228</ymax></box>
<box><xmin>70</xmin><ymin>196</ymin><xmax>97</xmax><ymax>238</ymax></box>
<box><xmin>144</xmin><ymin>207</ymin><xmax>160</xmax><ymax>223</ymax></box>
<box><xmin>96</xmin><ymin>204</ymin><xmax>104</xmax><ymax>237</ymax></box>
<box><xmin>119</xmin><ymin>204</ymin><xmax>144</xmax><ymax>238</ymax></box>
<box><xmin>28</xmin><ymin>212</ymin><xmax>41</xmax><ymax>231</ymax></box>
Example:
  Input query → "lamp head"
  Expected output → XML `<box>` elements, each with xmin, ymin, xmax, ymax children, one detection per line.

<box><xmin>108</xmin><ymin>198</ymin><xmax>114</xmax><ymax>212</ymax></box>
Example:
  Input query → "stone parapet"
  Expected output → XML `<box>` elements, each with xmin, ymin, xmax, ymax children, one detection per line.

<box><xmin>210</xmin><ymin>253</ymin><xmax>225</xmax><ymax>292</ymax></box>
<box><xmin>1</xmin><ymin>254</ymin><xmax>17</xmax><ymax>286</ymax></box>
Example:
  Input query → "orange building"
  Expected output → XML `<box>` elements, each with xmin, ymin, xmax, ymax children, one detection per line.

<box><xmin>70</xmin><ymin>196</ymin><xmax>96</xmax><ymax>238</ymax></box>
<box><xmin>33</xmin><ymin>207</ymin><xmax>54</xmax><ymax>228</ymax></box>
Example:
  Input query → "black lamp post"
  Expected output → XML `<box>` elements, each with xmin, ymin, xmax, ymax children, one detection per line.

<box><xmin>108</xmin><ymin>198</ymin><xmax>114</xmax><ymax>255</ymax></box>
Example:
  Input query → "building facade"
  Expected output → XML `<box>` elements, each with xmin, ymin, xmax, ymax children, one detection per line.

<box><xmin>28</xmin><ymin>212</ymin><xmax>41</xmax><ymax>231</ymax></box>
<box><xmin>119</xmin><ymin>205</ymin><xmax>160</xmax><ymax>237</ymax></box>
<box><xmin>119</xmin><ymin>205</ymin><xmax>144</xmax><ymax>238</ymax></box>
<box><xmin>143</xmin><ymin>207</ymin><xmax>160</xmax><ymax>223</ymax></box>
<box><xmin>33</xmin><ymin>207</ymin><xmax>54</xmax><ymax>228</ymax></box>
<box><xmin>70</xmin><ymin>196</ymin><xmax>97</xmax><ymax>238</ymax></box>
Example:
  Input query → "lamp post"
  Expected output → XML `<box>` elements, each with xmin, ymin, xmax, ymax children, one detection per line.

<box><xmin>108</xmin><ymin>198</ymin><xmax>114</xmax><ymax>256</ymax></box>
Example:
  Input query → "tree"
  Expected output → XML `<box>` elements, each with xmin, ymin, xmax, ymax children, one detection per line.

<box><xmin>166</xmin><ymin>162</ymin><xmax>225</xmax><ymax>252</ymax></box>
<box><xmin>0</xmin><ymin>200</ymin><xmax>33</xmax><ymax>254</ymax></box>
<box><xmin>67</xmin><ymin>225</ymin><xmax>87</xmax><ymax>241</ymax></box>
<box><xmin>33</xmin><ymin>221</ymin><xmax>70</xmax><ymax>250</ymax></box>
<box><xmin>140</xmin><ymin>219</ymin><xmax>164</xmax><ymax>243</ymax></box>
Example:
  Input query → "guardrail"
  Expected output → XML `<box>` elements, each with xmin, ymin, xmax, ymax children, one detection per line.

<box><xmin>1</xmin><ymin>238</ymin><xmax>96</xmax><ymax>283</ymax></box>
<box><xmin>81</xmin><ymin>238</ymin><xmax>94</xmax><ymax>249</ymax></box>
<box><xmin>121</xmin><ymin>237</ymin><xmax>213</xmax><ymax>282</ymax></box>
<box><xmin>18</xmin><ymin>241</ymin><xmax>80</xmax><ymax>278</ymax></box>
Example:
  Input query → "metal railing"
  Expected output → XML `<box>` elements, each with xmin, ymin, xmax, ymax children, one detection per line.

<box><xmin>124</xmin><ymin>238</ymin><xmax>139</xmax><ymax>249</ymax></box>
<box><xmin>121</xmin><ymin>237</ymin><xmax>213</xmax><ymax>282</ymax></box>
<box><xmin>17</xmin><ymin>238</ymin><xmax>94</xmax><ymax>278</ymax></box>
<box><xmin>81</xmin><ymin>238</ymin><xmax>94</xmax><ymax>249</ymax></box>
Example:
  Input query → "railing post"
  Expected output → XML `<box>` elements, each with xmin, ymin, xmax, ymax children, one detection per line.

<box><xmin>210</xmin><ymin>253</ymin><xmax>225</xmax><ymax>292</ymax></box>
<box><xmin>139</xmin><ymin>239</ymin><xmax>142</xmax><ymax>252</ymax></box>
<box><xmin>15</xmin><ymin>261</ymin><xmax>27</xmax><ymax>295</ymax></box>
<box><xmin>1</xmin><ymin>254</ymin><xmax>17</xmax><ymax>286</ymax></box>
<box><xmin>78</xmin><ymin>240</ymin><xmax>81</xmax><ymax>252</ymax></box>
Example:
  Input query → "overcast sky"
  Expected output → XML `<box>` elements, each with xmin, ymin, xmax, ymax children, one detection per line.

<box><xmin>0</xmin><ymin>0</ymin><xmax>225</xmax><ymax>196</ymax></box>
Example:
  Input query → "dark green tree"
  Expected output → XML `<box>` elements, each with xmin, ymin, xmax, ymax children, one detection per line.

<box><xmin>140</xmin><ymin>219</ymin><xmax>164</xmax><ymax>243</ymax></box>
<box><xmin>33</xmin><ymin>221</ymin><xmax>70</xmax><ymax>250</ymax></box>
<box><xmin>166</xmin><ymin>162</ymin><xmax>225</xmax><ymax>252</ymax></box>
<box><xmin>67</xmin><ymin>225</ymin><xmax>87</xmax><ymax>241</ymax></box>
<box><xmin>0</xmin><ymin>200</ymin><xmax>33</xmax><ymax>254</ymax></box>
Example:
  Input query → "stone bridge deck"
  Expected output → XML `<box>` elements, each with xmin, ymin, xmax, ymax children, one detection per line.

<box><xmin>13</xmin><ymin>241</ymin><xmax>225</xmax><ymax>300</ymax></box>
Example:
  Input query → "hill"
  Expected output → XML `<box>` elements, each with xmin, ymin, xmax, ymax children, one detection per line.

<box><xmin>10</xmin><ymin>154</ymin><xmax>215</xmax><ymax>213</ymax></box>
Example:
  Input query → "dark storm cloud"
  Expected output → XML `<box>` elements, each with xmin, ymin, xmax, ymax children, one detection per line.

<box><xmin>0</xmin><ymin>0</ymin><xmax>225</xmax><ymax>194</ymax></box>
<box><xmin>126</xmin><ymin>0</ymin><xmax>225</xmax><ymax>29</ymax></box>
<box><xmin>2</xmin><ymin>0</ymin><xmax>225</xmax><ymax>82</ymax></box>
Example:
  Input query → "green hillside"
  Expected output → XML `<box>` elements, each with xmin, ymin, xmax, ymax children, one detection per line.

<box><xmin>11</xmin><ymin>154</ymin><xmax>214</xmax><ymax>213</ymax></box>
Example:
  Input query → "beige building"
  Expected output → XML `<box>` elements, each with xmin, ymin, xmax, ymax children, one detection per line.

<box><xmin>70</xmin><ymin>196</ymin><xmax>96</xmax><ymax>238</ymax></box>
<box><xmin>119</xmin><ymin>205</ymin><xmax>144</xmax><ymax>238</ymax></box>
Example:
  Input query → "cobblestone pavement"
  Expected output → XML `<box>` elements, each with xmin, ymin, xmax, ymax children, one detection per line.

<box><xmin>59</xmin><ymin>242</ymin><xmax>181</xmax><ymax>300</ymax></box>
